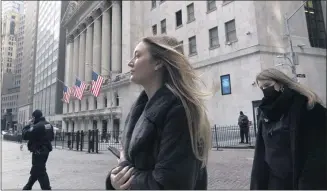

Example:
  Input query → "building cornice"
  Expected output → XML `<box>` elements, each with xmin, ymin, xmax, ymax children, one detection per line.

<box><xmin>61</xmin><ymin>1</ymin><xmax>86</xmax><ymax>27</ymax></box>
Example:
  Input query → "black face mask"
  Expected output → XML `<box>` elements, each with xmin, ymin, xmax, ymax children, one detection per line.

<box><xmin>262</xmin><ymin>85</ymin><xmax>281</xmax><ymax>101</ymax></box>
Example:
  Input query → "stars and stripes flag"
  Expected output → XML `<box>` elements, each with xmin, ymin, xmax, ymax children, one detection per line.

<box><xmin>91</xmin><ymin>71</ymin><xmax>104</xmax><ymax>97</ymax></box>
<box><xmin>62</xmin><ymin>85</ymin><xmax>71</xmax><ymax>103</ymax></box>
<box><xmin>73</xmin><ymin>78</ymin><xmax>86</xmax><ymax>100</ymax></box>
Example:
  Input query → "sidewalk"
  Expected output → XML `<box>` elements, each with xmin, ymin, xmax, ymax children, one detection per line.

<box><xmin>1</xmin><ymin>141</ymin><xmax>254</xmax><ymax>190</ymax></box>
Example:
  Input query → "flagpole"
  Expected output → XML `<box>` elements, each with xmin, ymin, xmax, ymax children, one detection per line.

<box><xmin>56</xmin><ymin>78</ymin><xmax>66</xmax><ymax>86</ymax></box>
<box><xmin>85</xmin><ymin>63</ymin><xmax>112</xmax><ymax>77</ymax></box>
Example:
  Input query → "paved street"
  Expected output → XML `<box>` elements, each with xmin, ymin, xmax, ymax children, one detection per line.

<box><xmin>1</xmin><ymin>140</ymin><xmax>254</xmax><ymax>190</ymax></box>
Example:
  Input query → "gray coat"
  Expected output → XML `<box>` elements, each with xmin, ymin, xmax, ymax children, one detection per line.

<box><xmin>106</xmin><ymin>86</ymin><xmax>207</xmax><ymax>190</ymax></box>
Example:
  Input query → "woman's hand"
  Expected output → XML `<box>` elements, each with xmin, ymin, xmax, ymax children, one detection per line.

<box><xmin>110</xmin><ymin>166</ymin><xmax>134</xmax><ymax>190</ymax></box>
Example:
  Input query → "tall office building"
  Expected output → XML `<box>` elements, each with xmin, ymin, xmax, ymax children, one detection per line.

<box><xmin>1</xmin><ymin>1</ymin><xmax>24</xmax><ymax>128</ymax></box>
<box><xmin>17</xmin><ymin>1</ymin><xmax>39</xmax><ymax>126</ymax></box>
<box><xmin>32</xmin><ymin>1</ymin><xmax>68</xmax><ymax>126</ymax></box>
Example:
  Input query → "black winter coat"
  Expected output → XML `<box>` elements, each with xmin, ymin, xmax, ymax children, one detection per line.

<box><xmin>22</xmin><ymin>117</ymin><xmax>54</xmax><ymax>153</ymax></box>
<box><xmin>106</xmin><ymin>86</ymin><xmax>207</xmax><ymax>190</ymax></box>
<box><xmin>250</xmin><ymin>94</ymin><xmax>327</xmax><ymax>190</ymax></box>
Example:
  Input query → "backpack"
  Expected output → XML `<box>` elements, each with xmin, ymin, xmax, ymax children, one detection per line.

<box><xmin>240</xmin><ymin>117</ymin><xmax>248</xmax><ymax>127</ymax></box>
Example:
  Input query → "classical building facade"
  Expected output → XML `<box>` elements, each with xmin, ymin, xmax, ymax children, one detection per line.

<box><xmin>61</xmin><ymin>1</ymin><xmax>326</xmax><ymax>134</ymax></box>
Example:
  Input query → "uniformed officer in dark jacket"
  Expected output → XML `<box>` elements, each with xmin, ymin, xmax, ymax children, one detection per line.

<box><xmin>22</xmin><ymin>110</ymin><xmax>54</xmax><ymax>190</ymax></box>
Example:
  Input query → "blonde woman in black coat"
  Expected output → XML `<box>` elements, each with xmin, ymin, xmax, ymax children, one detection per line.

<box><xmin>250</xmin><ymin>68</ymin><xmax>326</xmax><ymax>190</ymax></box>
<box><xmin>105</xmin><ymin>36</ymin><xmax>212</xmax><ymax>190</ymax></box>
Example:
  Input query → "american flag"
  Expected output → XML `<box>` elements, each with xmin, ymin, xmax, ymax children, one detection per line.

<box><xmin>62</xmin><ymin>85</ymin><xmax>71</xmax><ymax>103</ymax></box>
<box><xmin>91</xmin><ymin>71</ymin><xmax>104</xmax><ymax>97</ymax></box>
<box><xmin>73</xmin><ymin>78</ymin><xmax>86</xmax><ymax>100</ymax></box>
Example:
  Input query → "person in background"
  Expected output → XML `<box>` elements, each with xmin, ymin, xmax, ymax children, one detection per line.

<box><xmin>22</xmin><ymin>110</ymin><xmax>54</xmax><ymax>190</ymax></box>
<box><xmin>106</xmin><ymin>35</ymin><xmax>212</xmax><ymax>190</ymax></box>
<box><xmin>250</xmin><ymin>68</ymin><xmax>327</xmax><ymax>190</ymax></box>
<box><xmin>238</xmin><ymin>111</ymin><xmax>249</xmax><ymax>144</ymax></box>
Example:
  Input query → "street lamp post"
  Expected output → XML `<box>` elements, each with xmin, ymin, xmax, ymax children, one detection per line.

<box><xmin>280</xmin><ymin>0</ymin><xmax>308</xmax><ymax>82</ymax></box>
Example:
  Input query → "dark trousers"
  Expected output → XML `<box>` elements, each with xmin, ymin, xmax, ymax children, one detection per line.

<box><xmin>240</xmin><ymin>127</ymin><xmax>249</xmax><ymax>143</ymax></box>
<box><xmin>23</xmin><ymin>151</ymin><xmax>51</xmax><ymax>190</ymax></box>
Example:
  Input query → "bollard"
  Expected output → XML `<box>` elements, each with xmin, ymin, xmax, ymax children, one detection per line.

<box><xmin>95</xmin><ymin>129</ymin><xmax>99</xmax><ymax>153</ymax></box>
<box><xmin>80</xmin><ymin>130</ymin><xmax>84</xmax><ymax>151</ymax></box>
<box><xmin>68</xmin><ymin>132</ymin><xmax>71</xmax><ymax>149</ymax></box>
<box><xmin>91</xmin><ymin>130</ymin><xmax>95</xmax><ymax>153</ymax></box>
<box><xmin>76</xmin><ymin>131</ymin><xmax>80</xmax><ymax>151</ymax></box>
<box><xmin>62</xmin><ymin>131</ymin><xmax>65</xmax><ymax>149</ymax></box>
<box><xmin>88</xmin><ymin>130</ymin><xmax>91</xmax><ymax>153</ymax></box>
<box><xmin>72</xmin><ymin>131</ymin><xmax>75</xmax><ymax>149</ymax></box>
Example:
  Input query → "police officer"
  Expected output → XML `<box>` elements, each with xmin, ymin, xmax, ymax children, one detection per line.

<box><xmin>22</xmin><ymin>110</ymin><xmax>54</xmax><ymax>190</ymax></box>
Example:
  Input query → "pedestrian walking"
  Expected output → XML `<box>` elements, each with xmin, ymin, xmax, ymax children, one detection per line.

<box><xmin>106</xmin><ymin>35</ymin><xmax>211</xmax><ymax>190</ymax></box>
<box><xmin>22</xmin><ymin>110</ymin><xmax>54</xmax><ymax>190</ymax></box>
<box><xmin>250</xmin><ymin>68</ymin><xmax>327</xmax><ymax>190</ymax></box>
<box><xmin>238</xmin><ymin>111</ymin><xmax>249</xmax><ymax>144</ymax></box>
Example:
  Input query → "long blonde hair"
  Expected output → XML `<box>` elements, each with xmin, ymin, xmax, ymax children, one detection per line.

<box><xmin>142</xmin><ymin>35</ymin><xmax>212</xmax><ymax>167</ymax></box>
<box><xmin>256</xmin><ymin>68</ymin><xmax>324</xmax><ymax>109</ymax></box>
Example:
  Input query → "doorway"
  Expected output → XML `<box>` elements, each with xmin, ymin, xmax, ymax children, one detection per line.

<box><xmin>252</xmin><ymin>100</ymin><xmax>262</xmax><ymax>136</ymax></box>
<box><xmin>113</xmin><ymin>118</ymin><xmax>120</xmax><ymax>143</ymax></box>
<box><xmin>102</xmin><ymin>120</ymin><xmax>108</xmax><ymax>142</ymax></box>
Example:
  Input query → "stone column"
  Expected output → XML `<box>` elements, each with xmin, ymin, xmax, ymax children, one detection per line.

<box><xmin>69</xmin><ymin>102</ymin><xmax>74</xmax><ymax>113</ymax></box>
<box><xmin>111</xmin><ymin>1</ymin><xmax>122</xmax><ymax>74</ymax></box>
<box><xmin>101</xmin><ymin>6</ymin><xmax>111</xmax><ymax>77</ymax></box>
<box><xmin>92</xmin><ymin>10</ymin><xmax>102</xmax><ymax>74</ymax></box>
<box><xmin>68</xmin><ymin>120</ymin><xmax>73</xmax><ymax>132</ymax></box>
<box><xmin>85</xmin><ymin>17</ymin><xmax>94</xmax><ymax>82</ymax></box>
<box><xmin>62</xmin><ymin>120</ymin><xmax>67</xmax><ymax>132</ymax></box>
<box><xmin>63</xmin><ymin>103</ymin><xmax>68</xmax><ymax>114</ymax></box>
<box><xmin>65</xmin><ymin>35</ymin><xmax>74</xmax><ymax>86</ymax></box>
<box><xmin>78</xmin><ymin>24</ymin><xmax>86</xmax><ymax>81</ymax></box>
<box><xmin>72</xmin><ymin>30</ymin><xmax>80</xmax><ymax>84</ymax></box>
<box><xmin>97</xmin><ymin>117</ymin><xmax>102</xmax><ymax>130</ymax></box>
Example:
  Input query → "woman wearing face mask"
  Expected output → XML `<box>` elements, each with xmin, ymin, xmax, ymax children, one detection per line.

<box><xmin>105</xmin><ymin>35</ymin><xmax>212</xmax><ymax>190</ymax></box>
<box><xmin>250</xmin><ymin>68</ymin><xmax>326</xmax><ymax>190</ymax></box>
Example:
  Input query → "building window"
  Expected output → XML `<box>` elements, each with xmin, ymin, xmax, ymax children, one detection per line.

<box><xmin>209</xmin><ymin>27</ymin><xmax>219</xmax><ymax>48</ymax></box>
<box><xmin>304</xmin><ymin>0</ymin><xmax>326</xmax><ymax>49</ymax></box>
<box><xmin>207</xmin><ymin>0</ymin><xmax>216</xmax><ymax>12</ymax></box>
<box><xmin>178</xmin><ymin>41</ymin><xmax>184</xmax><ymax>54</ymax></box>
<box><xmin>220</xmin><ymin>74</ymin><xmax>231</xmax><ymax>95</ymax></box>
<box><xmin>10</xmin><ymin>21</ymin><xmax>16</xmax><ymax>35</ymax></box>
<box><xmin>152</xmin><ymin>24</ymin><xmax>157</xmax><ymax>35</ymax></box>
<box><xmin>225</xmin><ymin>19</ymin><xmax>237</xmax><ymax>42</ymax></box>
<box><xmin>175</xmin><ymin>10</ymin><xmax>183</xmax><ymax>27</ymax></box>
<box><xmin>161</xmin><ymin>19</ymin><xmax>166</xmax><ymax>34</ymax></box>
<box><xmin>104</xmin><ymin>96</ymin><xmax>108</xmax><ymax>107</ymax></box>
<box><xmin>114</xmin><ymin>93</ymin><xmax>119</xmax><ymax>106</ymax></box>
<box><xmin>151</xmin><ymin>0</ymin><xmax>156</xmax><ymax>9</ymax></box>
<box><xmin>188</xmin><ymin>36</ymin><xmax>197</xmax><ymax>55</ymax></box>
<box><xmin>187</xmin><ymin>3</ymin><xmax>195</xmax><ymax>22</ymax></box>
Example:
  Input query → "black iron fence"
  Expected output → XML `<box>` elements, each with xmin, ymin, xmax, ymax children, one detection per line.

<box><xmin>3</xmin><ymin>125</ymin><xmax>257</xmax><ymax>151</ymax></box>
<box><xmin>211</xmin><ymin>124</ymin><xmax>256</xmax><ymax>149</ymax></box>
<box><xmin>53</xmin><ymin>130</ymin><xmax>121</xmax><ymax>153</ymax></box>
